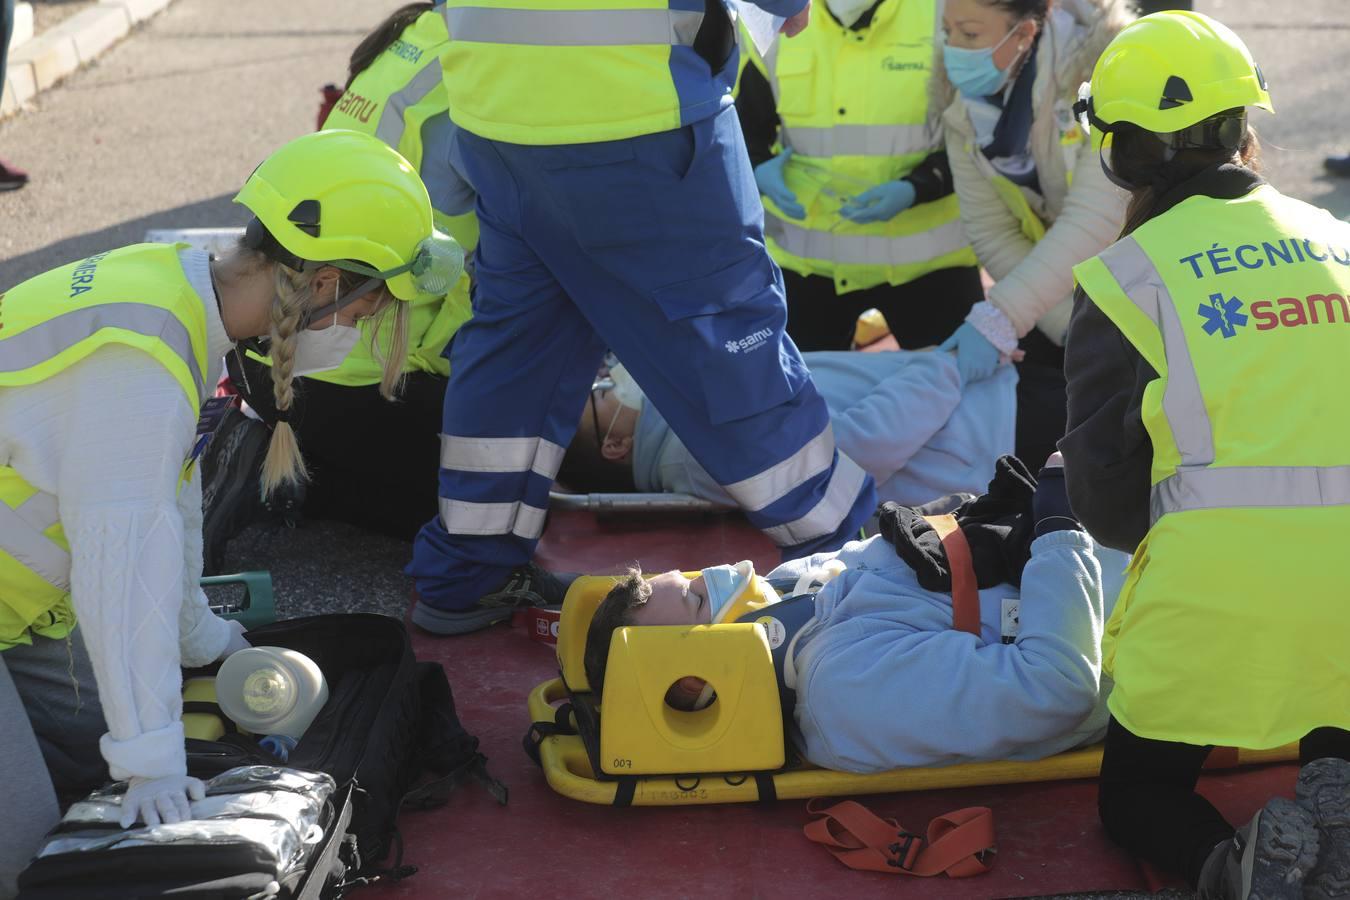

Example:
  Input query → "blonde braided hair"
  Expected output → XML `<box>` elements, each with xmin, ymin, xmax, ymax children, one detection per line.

<box><xmin>259</xmin><ymin>264</ymin><xmax>310</xmax><ymax>495</ymax></box>
<box><xmin>257</xmin><ymin>262</ymin><xmax>413</xmax><ymax>495</ymax></box>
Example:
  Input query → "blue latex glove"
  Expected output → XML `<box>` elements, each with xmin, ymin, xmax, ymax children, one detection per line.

<box><xmin>938</xmin><ymin>322</ymin><xmax>1001</xmax><ymax>384</ymax></box>
<box><xmin>839</xmin><ymin>179</ymin><xmax>917</xmax><ymax>224</ymax></box>
<box><xmin>754</xmin><ymin>151</ymin><xmax>806</xmax><ymax>220</ymax></box>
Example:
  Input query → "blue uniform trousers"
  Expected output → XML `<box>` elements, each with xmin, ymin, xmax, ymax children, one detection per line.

<box><xmin>409</xmin><ymin>107</ymin><xmax>876</xmax><ymax>609</ymax></box>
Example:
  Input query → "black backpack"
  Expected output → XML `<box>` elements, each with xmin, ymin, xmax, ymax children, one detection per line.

<box><xmin>20</xmin><ymin>614</ymin><xmax>504</xmax><ymax>898</ymax></box>
<box><xmin>186</xmin><ymin>614</ymin><xmax>508</xmax><ymax>879</ymax></box>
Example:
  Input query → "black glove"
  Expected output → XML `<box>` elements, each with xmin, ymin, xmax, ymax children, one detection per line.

<box><xmin>1031</xmin><ymin>466</ymin><xmax>1082</xmax><ymax>537</ymax></box>
<box><xmin>878</xmin><ymin>455</ymin><xmax>1038</xmax><ymax>590</ymax></box>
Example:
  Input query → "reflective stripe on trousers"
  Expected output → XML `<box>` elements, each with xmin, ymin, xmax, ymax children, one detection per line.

<box><xmin>0</xmin><ymin>492</ymin><xmax>69</xmax><ymax>591</ymax></box>
<box><xmin>374</xmin><ymin>56</ymin><xmax>445</xmax><ymax>150</ymax></box>
<box><xmin>444</xmin><ymin>6</ymin><xmax>703</xmax><ymax>46</ymax></box>
<box><xmin>440</xmin><ymin>434</ymin><xmax>565</xmax><ymax>478</ymax></box>
<box><xmin>765</xmin><ymin>215</ymin><xmax>968</xmax><ymax>267</ymax></box>
<box><xmin>1096</xmin><ymin>236</ymin><xmax>1350</xmax><ymax>522</ymax></box>
<box><xmin>762</xmin><ymin>452</ymin><xmax>869</xmax><ymax>546</ymax></box>
<box><xmin>723</xmin><ymin>425</ymin><xmax>836</xmax><ymax>512</ymax></box>
<box><xmin>0</xmin><ymin>303</ymin><xmax>205</xmax><ymax>399</ymax></box>
<box><xmin>438</xmin><ymin>498</ymin><xmax>548</xmax><ymax>540</ymax></box>
<box><xmin>437</xmin><ymin>435</ymin><xmax>563</xmax><ymax>539</ymax></box>
<box><xmin>780</xmin><ymin>123</ymin><xmax>933</xmax><ymax>159</ymax></box>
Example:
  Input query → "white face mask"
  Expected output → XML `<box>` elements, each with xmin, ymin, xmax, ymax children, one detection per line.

<box><xmin>292</xmin><ymin>323</ymin><xmax>360</xmax><ymax>377</ymax></box>
<box><xmin>608</xmin><ymin>362</ymin><xmax>645</xmax><ymax>413</ymax></box>
<box><xmin>824</xmin><ymin>0</ymin><xmax>874</xmax><ymax>28</ymax></box>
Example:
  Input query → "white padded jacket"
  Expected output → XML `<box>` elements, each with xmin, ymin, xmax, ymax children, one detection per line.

<box><xmin>932</xmin><ymin>0</ymin><xmax>1133</xmax><ymax>345</ymax></box>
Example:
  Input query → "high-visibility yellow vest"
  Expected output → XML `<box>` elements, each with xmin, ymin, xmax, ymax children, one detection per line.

<box><xmin>439</xmin><ymin>0</ymin><xmax>728</xmax><ymax>145</ymax></box>
<box><xmin>1073</xmin><ymin>185</ymin><xmax>1350</xmax><ymax>749</ymax></box>
<box><xmin>0</xmin><ymin>243</ymin><xmax>210</xmax><ymax>649</ymax></box>
<box><xmin>743</xmin><ymin>0</ymin><xmax>975</xmax><ymax>294</ymax></box>
<box><xmin>319</xmin><ymin>8</ymin><xmax>473</xmax><ymax>386</ymax></box>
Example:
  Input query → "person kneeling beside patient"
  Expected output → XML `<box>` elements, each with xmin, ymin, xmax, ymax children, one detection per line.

<box><xmin>583</xmin><ymin>457</ymin><xmax>1128</xmax><ymax>774</ymax></box>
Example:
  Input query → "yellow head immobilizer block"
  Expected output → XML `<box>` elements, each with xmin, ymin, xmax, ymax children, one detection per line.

<box><xmin>599</xmin><ymin>624</ymin><xmax>785</xmax><ymax>775</ymax></box>
<box><xmin>553</xmin><ymin>574</ymin><xmax>787</xmax><ymax>776</ymax></box>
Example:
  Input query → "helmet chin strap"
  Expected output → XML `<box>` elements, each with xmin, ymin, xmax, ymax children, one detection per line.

<box><xmin>296</xmin><ymin>275</ymin><xmax>384</xmax><ymax>330</ymax></box>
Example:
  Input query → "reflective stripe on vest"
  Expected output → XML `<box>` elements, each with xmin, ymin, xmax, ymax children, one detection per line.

<box><xmin>748</xmin><ymin>0</ymin><xmax>973</xmax><ymax>290</ymax></box>
<box><xmin>374</xmin><ymin>56</ymin><xmax>445</xmax><ymax>151</ymax></box>
<box><xmin>444</xmin><ymin>6</ymin><xmax>703</xmax><ymax>46</ymax></box>
<box><xmin>0</xmin><ymin>302</ymin><xmax>206</xmax><ymax>400</ymax></box>
<box><xmin>780</xmin><ymin>124</ymin><xmax>933</xmax><ymax>159</ymax></box>
<box><xmin>762</xmin><ymin>451</ymin><xmax>868</xmax><ymax>547</ymax></box>
<box><xmin>1094</xmin><ymin>234</ymin><xmax>1350</xmax><ymax>523</ymax></box>
<box><xmin>439</xmin><ymin>498</ymin><xmax>548</xmax><ymax>540</ymax></box>
<box><xmin>440</xmin><ymin>434</ymin><xmax>565</xmax><ymax>479</ymax></box>
<box><xmin>723</xmin><ymin>424</ymin><xmax>836</xmax><ymax>512</ymax></box>
<box><xmin>765</xmin><ymin>216</ymin><xmax>969</xmax><ymax>268</ymax></box>
<box><xmin>0</xmin><ymin>493</ymin><xmax>69</xmax><ymax>591</ymax></box>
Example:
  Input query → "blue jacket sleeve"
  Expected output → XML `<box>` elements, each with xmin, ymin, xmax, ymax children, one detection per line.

<box><xmin>827</xmin><ymin>355</ymin><xmax>960</xmax><ymax>485</ymax></box>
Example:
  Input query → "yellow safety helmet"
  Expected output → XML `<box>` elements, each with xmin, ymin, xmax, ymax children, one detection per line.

<box><xmin>234</xmin><ymin>130</ymin><xmax>463</xmax><ymax>314</ymax></box>
<box><xmin>1074</xmin><ymin>11</ymin><xmax>1273</xmax><ymax>153</ymax></box>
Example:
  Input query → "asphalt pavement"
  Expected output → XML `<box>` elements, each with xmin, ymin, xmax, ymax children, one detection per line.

<box><xmin>2</xmin><ymin>0</ymin><xmax>1348</xmax><ymax>622</ymax></box>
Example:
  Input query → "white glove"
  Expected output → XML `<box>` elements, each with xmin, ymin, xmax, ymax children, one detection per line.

<box><xmin>218</xmin><ymin>619</ymin><xmax>251</xmax><ymax>661</ymax></box>
<box><xmin>120</xmin><ymin>774</ymin><xmax>207</xmax><ymax>828</ymax></box>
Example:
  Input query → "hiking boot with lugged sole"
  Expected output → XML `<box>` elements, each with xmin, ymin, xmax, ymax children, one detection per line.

<box><xmin>1298</xmin><ymin>757</ymin><xmax>1350</xmax><ymax>900</ymax></box>
<box><xmin>1197</xmin><ymin>796</ymin><xmax>1319</xmax><ymax>900</ymax></box>
<box><xmin>410</xmin><ymin>563</ymin><xmax>579</xmax><ymax>636</ymax></box>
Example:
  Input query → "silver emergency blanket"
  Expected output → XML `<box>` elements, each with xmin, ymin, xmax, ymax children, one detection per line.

<box><xmin>34</xmin><ymin>766</ymin><xmax>335</xmax><ymax>885</ymax></box>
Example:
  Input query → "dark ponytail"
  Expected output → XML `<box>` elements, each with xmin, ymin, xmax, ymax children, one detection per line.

<box><xmin>1112</xmin><ymin>115</ymin><xmax>1263</xmax><ymax>237</ymax></box>
<box><xmin>345</xmin><ymin>2</ymin><xmax>437</xmax><ymax>90</ymax></box>
<box><xmin>976</xmin><ymin>0</ymin><xmax>1051</xmax><ymax>23</ymax></box>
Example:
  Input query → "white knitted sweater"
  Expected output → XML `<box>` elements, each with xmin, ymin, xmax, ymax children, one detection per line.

<box><xmin>0</xmin><ymin>250</ymin><xmax>240</xmax><ymax>781</ymax></box>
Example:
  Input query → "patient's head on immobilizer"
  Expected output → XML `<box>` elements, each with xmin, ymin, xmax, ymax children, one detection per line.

<box><xmin>583</xmin><ymin>568</ymin><xmax>711</xmax><ymax>706</ymax></box>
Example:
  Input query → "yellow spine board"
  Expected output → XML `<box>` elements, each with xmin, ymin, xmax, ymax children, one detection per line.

<box><xmin>528</xmin><ymin>679</ymin><xmax>1299</xmax><ymax>807</ymax></box>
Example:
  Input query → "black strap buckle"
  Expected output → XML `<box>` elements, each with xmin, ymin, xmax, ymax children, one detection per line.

<box><xmin>887</xmin><ymin>831</ymin><xmax>925</xmax><ymax>871</ymax></box>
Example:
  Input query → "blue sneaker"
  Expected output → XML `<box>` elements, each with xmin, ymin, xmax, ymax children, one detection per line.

<box><xmin>410</xmin><ymin>563</ymin><xmax>578</xmax><ymax>636</ymax></box>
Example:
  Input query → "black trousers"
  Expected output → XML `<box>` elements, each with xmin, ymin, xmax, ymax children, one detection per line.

<box><xmin>1014</xmin><ymin>328</ymin><xmax>1066</xmax><ymax>470</ymax></box>
<box><xmin>781</xmin><ymin>265</ymin><xmax>983</xmax><ymax>352</ymax></box>
<box><xmin>1134</xmin><ymin>0</ymin><xmax>1193</xmax><ymax>12</ymax></box>
<box><xmin>228</xmin><ymin>353</ymin><xmax>445</xmax><ymax>540</ymax></box>
<box><xmin>1098</xmin><ymin>716</ymin><xmax>1350</xmax><ymax>886</ymax></box>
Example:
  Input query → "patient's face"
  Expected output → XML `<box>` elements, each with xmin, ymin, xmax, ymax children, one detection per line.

<box><xmin>631</xmin><ymin>571</ymin><xmax>712</xmax><ymax>626</ymax></box>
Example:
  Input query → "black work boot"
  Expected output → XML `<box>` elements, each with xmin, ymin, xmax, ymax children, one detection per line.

<box><xmin>1195</xmin><ymin>797</ymin><xmax>1319</xmax><ymax>900</ymax></box>
<box><xmin>1297</xmin><ymin>757</ymin><xmax>1350</xmax><ymax>900</ymax></box>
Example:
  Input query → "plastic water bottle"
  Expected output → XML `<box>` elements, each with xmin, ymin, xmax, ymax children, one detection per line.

<box><xmin>216</xmin><ymin>647</ymin><xmax>328</xmax><ymax>756</ymax></box>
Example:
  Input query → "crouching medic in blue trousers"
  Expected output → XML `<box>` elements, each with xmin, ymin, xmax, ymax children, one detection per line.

<box><xmin>582</xmin><ymin>458</ymin><xmax>1130</xmax><ymax>773</ymax></box>
<box><xmin>407</xmin><ymin>0</ymin><xmax>879</xmax><ymax>635</ymax></box>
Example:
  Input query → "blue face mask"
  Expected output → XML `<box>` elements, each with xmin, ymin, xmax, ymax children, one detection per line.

<box><xmin>942</xmin><ymin>21</ymin><xmax>1024</xmax><ymax>99</ymax></box>
<box><xmin>700</xmin><ymin>561</ymin><xmax>755</xmax><ymax>624</ymax></box>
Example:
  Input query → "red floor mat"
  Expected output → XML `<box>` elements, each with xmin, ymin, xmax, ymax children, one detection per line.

<box><xmin>368</xmin><ymin>510</ymin><xmax>1297</xmax><ymax>899</ymax></box>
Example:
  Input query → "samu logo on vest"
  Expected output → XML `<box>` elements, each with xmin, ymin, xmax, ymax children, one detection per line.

<box><xmin>1198</xmin><ymin>293</ymin><xmax>1247</xmax><ymax>339</ymax></box>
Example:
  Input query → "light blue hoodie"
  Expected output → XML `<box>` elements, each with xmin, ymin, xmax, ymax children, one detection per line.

<box><xmin>764</xmin><ymin>532</ymin><xmax>1129</xmax><ymax>774</ymax></box>
<box><xmin>632</xmin><ymin>351</ymin><xmax>1017</xmax><ymax>507</ymax></box>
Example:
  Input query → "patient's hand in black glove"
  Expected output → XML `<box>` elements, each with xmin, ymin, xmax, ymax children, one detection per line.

<box><xmin>1032</xmin><ymin>453</ymin><xmax>1082</xmax><ymax>538</ymax></box>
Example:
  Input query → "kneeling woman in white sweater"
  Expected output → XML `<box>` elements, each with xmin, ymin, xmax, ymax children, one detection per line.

<box><xmin>0</xmin><ymin>129</ymin><xmax>456</xmax><ymax>896</ymax></box>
